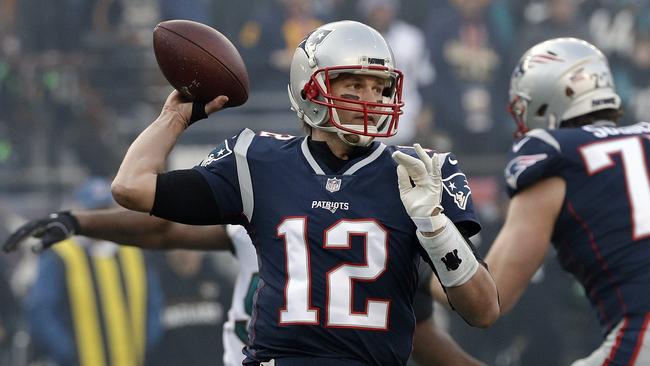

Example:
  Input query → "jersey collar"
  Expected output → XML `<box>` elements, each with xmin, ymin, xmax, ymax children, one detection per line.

<box><xmin>590</xmin><ymin>120</ymin><xmax>617</xmax><ymax>127</ymax></box>
<box><xmin>300</xmin><ymin>137</ymin><xmax>387</xmax><ymax>175</ymax></box>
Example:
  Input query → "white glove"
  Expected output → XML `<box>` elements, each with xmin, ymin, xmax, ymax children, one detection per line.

<box><xmin>392</xmin><ymin>144</ymin><xmax>447</xmax><ymax>233</ymax></box>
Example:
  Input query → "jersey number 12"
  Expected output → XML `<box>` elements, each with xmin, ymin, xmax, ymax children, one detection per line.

<box><xmin>277</xmin><ymin>217</ymin><xmax>390</xmax><ymax>330</ymax></box>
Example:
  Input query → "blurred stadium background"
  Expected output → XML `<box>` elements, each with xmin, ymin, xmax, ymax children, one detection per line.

<box><xmin>0</xmin><ymin>0</ymin><xmax>648</xmax><ymax>365</ymax></box>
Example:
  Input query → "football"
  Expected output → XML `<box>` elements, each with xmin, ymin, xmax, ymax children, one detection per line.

<box><xmin>153</xmin><ymin>19</ymin><xmax>250</xmax><ymax>107</ymax></box>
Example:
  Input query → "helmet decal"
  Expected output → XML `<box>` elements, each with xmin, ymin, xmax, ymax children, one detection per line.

<box><xmin>299</xmin><ymin>29</ymin><xmax>332</xmax><ymax>58</ymax></box>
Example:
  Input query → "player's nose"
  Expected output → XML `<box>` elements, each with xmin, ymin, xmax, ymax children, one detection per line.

<box><xmin>358</xmin><ymin>88</ymin><xmax>378</xmax><ymax>102</ymax></box>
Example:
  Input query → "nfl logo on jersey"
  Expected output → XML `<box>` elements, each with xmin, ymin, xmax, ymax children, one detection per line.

<box><xmin>325</xmin><ymin>177</ymin><xmax>341</xmax><ymax>193</ymax></box>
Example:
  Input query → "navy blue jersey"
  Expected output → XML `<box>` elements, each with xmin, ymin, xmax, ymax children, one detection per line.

<box><xmin>193</xmin><ymin>129</ymin><xmax>480</xmax><ymax>365</ymax></box>
<box><xmin>504</xmin><ymin>122</ymin><xmax>650</xmax><ymax>334</ymax></box>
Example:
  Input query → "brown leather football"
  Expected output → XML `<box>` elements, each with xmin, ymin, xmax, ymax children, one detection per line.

<box><xmin>153</xmin><ymin>20</ymin><xmax>249</xmax><ymax>107</ymax></box>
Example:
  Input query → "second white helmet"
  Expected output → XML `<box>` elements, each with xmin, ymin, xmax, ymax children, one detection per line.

<box><xmin>509</xmin><ymin>38</ymin><xmax>621</xmax><ymax>136</ymax></box>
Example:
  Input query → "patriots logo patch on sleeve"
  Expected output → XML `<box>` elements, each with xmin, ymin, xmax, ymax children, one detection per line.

<box><xmin>505</xmin><ymin>153</ymin><xmax>548</xmax><ymax>190</ymax></box>
<box><xmin>442</xmin><ymin>173</ymin><xmax>472</xmax><ymax>210</ymax></box>
<box><xmin>200</xmin><ymin>140</ymin><xmax>233</xmax><ymax>167</ymax></box>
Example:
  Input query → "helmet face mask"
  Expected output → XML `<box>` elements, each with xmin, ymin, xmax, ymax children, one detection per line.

<box><xmin>288</xmin><ymin>21</ymin><xmax>404</xmax><ymax>146</ymax></box>
<box><xmin>306</xmin><ymin>65</ymin><xmax>403</xmax><ymax>136</ymax></box>
<box><xmin>508</xmin><ymin>38</ymin><xmax>621</xmax><ymax>137</ymax></box>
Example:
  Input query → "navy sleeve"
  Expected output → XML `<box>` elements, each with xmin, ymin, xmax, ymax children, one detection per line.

<box><xmin>193</xmin><ymin>131</ymin><xmax>248</xmax><ymax>225</ymax></box>
<box><xmin>391</xmin><ymin>146</ymin><xmax>482</xmax><ymax>237</ymax></box>
<box><xmin>151</xmin><ymin>130</ymin><xmax>250</xmax><ymax>225</ymax></box>
<box><xmin>439</xmin><ymin>153</ymin><xmax>481</xmax><ymax>237</ymax></box>
<box><xmin>504</xmin><ymin>133</ymin><xmax>562</xmax><ymax>198</ymax></box>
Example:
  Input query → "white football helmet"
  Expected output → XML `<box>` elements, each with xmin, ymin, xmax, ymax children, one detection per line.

<box><xmin>509</xmin><ymin>38</ymin><xmax>621</xmax><ymax>136</ymax></box>
<box><xmin>288</xmin><ymin>20</ymin><xmax>404</xmax><ymax>146</ymax></box>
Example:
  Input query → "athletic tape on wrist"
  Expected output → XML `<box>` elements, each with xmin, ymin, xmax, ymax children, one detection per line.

<box><xmin>56</xmin><ymin>211</ymin><xmax>80</xmax><ymax>235</ymax></box>
<box><xmin>416</xmin><ymin>218</ymin><xmax>479</xmax><ymax>287</ymax></box>
<box><xmin>411</xmin><ymin>213</ymin><xmax>447</xmax><ymax>233</ymax></box>
<box><xmin>189</xmin><ymin>102</ymin><xmax>208</xmax><ymax>125</ymax></box>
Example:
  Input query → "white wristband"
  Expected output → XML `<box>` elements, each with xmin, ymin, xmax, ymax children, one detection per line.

<box><xmin>416</xmin><ymin>218</ymin><xmax>479</xmax><ymax>287</ymax></box>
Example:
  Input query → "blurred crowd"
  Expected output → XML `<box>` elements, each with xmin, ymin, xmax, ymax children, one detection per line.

<box><xmin>1</xmin><ymin>0</ymin><xmax>649</xmax><ymax>179</ymax></box>
<box><xmin>1</xmin><ymin>0</ymin><xmax>649</xmax><ymax>365</ymax></box>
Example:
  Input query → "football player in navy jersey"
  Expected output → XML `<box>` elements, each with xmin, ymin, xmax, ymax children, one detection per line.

<box><xmin>480</xmin><ymin>38</ymin><xmax>650</xmax><ymax>365</ymax></box>
<box><xmin>4</xmin><ymin>212</ymin><xmax>486</xmax><ymax>366</ymax></box>
<box><xmin>110</xmin><ymin>20</ymin><xmax>498</xmax><ymax>365</ymax></box>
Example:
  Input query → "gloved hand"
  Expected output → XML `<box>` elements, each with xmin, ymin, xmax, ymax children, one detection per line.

<box><xmin>2</xmin><ymin>211</ymin><xmax>80</xmax><ymax>253</ymax></box>
<box><xmin>392</xmin><ymin>144</ymin><xmax>447</xmax><ymax>233</ymax></box>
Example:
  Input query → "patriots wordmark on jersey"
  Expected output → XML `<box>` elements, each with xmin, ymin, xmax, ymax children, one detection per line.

<box><xmin>195</xmin><ymin>129</ymin><xmax>480</xmax><ymax>365</ymax></box>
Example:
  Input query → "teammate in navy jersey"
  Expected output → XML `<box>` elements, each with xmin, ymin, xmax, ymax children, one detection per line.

<box><xmin>480</xmin><ymin>38</ymin><xmax>650</xmax><ymax>365</ymax></box>
<box><xmin>110</xmin><ymin>20</ymin><xmax>498</xmax><ymax>365</ymax></box>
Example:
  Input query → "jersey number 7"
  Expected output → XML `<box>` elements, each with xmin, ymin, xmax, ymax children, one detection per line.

<box><xmin>580</xmin><ymin>136</ymin><xmax>650</xmax><ymax>240</ymax></box>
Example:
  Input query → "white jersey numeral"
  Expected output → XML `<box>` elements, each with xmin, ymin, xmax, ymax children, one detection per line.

<box><xmin>277</xmin><ymin>217</ymin><xmax>389</xmax><ymax>330</ymax></box>
<box><xmin>278</xmin><ymin>217</ymin><xmax>319</xmax><ymax>324</ymax></box>
<box><xmin>580</xmin><ymin>136</ymin><xmax>650</xmax><ymax>239</ymax></box>
<box><xmin>325</xmin><ymin>220</ymin><xmax>389</xmax><ymax>329</ymax></box>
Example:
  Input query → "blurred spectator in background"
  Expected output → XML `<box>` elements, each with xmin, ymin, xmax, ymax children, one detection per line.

<box><xmin>423</xmin><ymin>0</ymin><xmax>514</xmax><ymax>153</ymax></box>
<box><xmin>0</xmin><ymin>28</ymin><xmax>23</xmax><ymax>170</ymax></box>
<box><xmin>586</xmin><ymin>0</ymin><xmax>636</xmax><ymax>60</ymax></box>
<box><xmin>515</xmin><ymin>0</ymin><xmax>591</xmax><ymax>58</ymax></box>
<box><xmin>238</xmin><ymin>0</ymin><xmax>322</xmax><ymax>91</ymax></box>
<box><xmin>25</xmin><ymin>177</ymin><xmax>162</xmax><ymax>366</ymax></box>
<box><xmin>607</xmin><ymin>6</ymin><xmax>650</xmax><ymax>123</ymax></box>
<box><xmin>0</xmin><ymin>255</ymin><xmax>20</xmax><ymax>366</ymax></box>
<box><xmin>625</xmin><ymin>12</ymin><xmax>650</xmax><ymax>122</ymax></box>
<box><xmin>358</xmin><ymin>0</ymin><xmax>435</xmax><ymax>146</ymax></box>
<box><xmin>0</xmin><ymin>204</ymin><xmax>29</xmax><ymax>366</ymax></box>
<box><xmin>0</xmin><ymin>0</ymin><xmax>16</xmax><ymax>33</ymax></box>
<box><xmin>1</xmin><ymin>0</ymin><xmax>136</xmax><ymax>179</ymax></box>
<box><xmin>148</xmin><ymin>250</ymin><xmax>232</xmax><ymax>366</ymax></box>
<box><xmin>158</xmin><ymin>0</ymin><xmax>213</xmax><ymax>25</ymax></box>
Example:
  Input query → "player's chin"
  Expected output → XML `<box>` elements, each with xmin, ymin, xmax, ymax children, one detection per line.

<box><xmin>343</xmin><ymin>134</ymin><xmax>362</xmax><ymax>144</ymax></box>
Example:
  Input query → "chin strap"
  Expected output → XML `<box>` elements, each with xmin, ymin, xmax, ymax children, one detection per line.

<box><xmin>336</xmin><ymin>131</ymin><xmax>375</xmax><ymax>147</ymax></box>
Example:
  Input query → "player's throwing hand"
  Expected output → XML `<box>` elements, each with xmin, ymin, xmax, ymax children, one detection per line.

<box><xmin>161</xmin><ymin>90</ymin><xmax>229</xmax><ymax>128</ymax></box>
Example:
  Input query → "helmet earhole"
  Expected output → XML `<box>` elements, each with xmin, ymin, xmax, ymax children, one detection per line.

<box><xmin>302</xmin><ymin>82</ymin><xmax>319</xmax><ymax>100</ymax></box>
<box><xmin>536</xmin><ymin>104</ymin><xmax>548</xmax><ymax>116</ymax></box>
<box><xmin>565</xmin><ymin>87</ymin><xmax>574</xmax><ymax>97</ymax></box>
